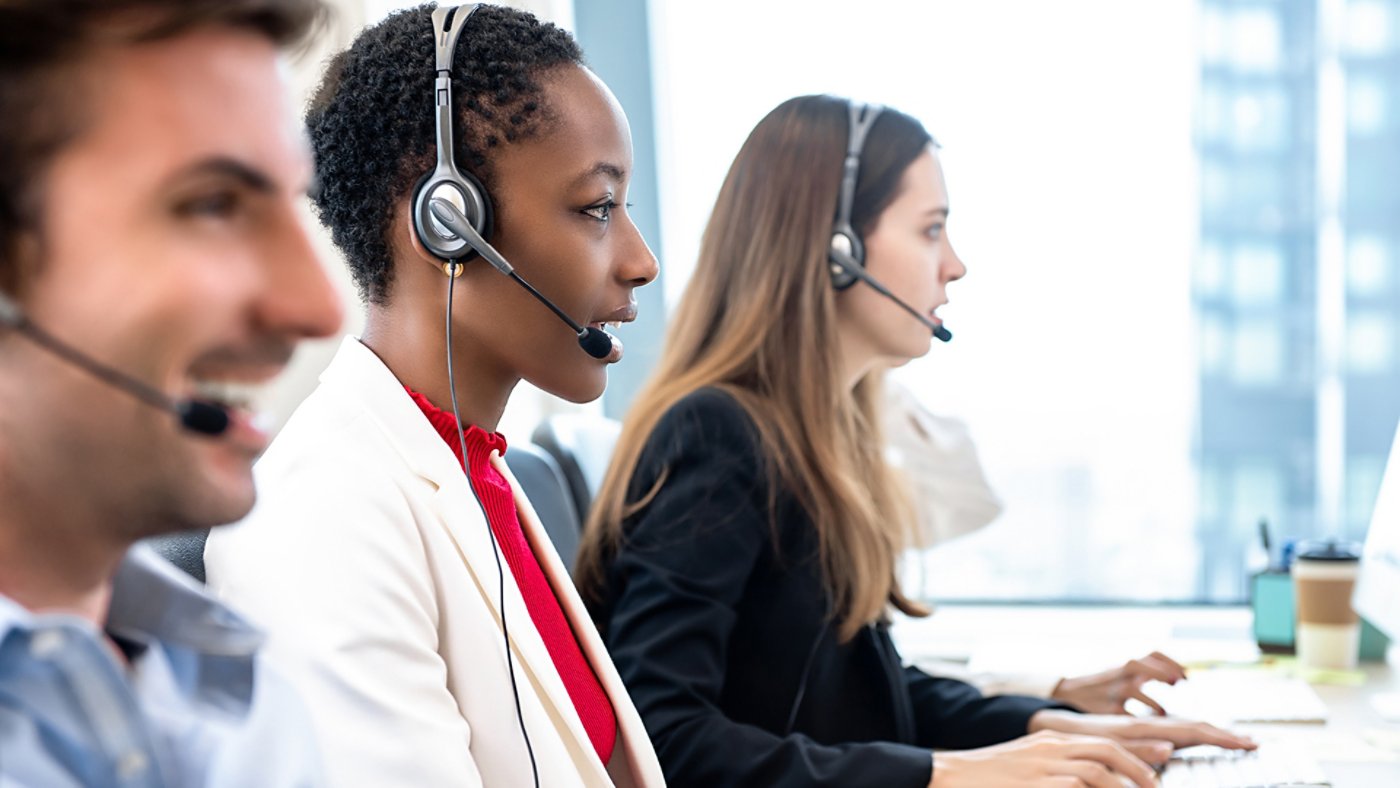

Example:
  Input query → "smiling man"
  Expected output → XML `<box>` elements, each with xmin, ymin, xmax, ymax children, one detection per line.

<box><xmin>0</xmin><ymin>0</ymin><xmax>342</xmax><ymax>785</ymax></box>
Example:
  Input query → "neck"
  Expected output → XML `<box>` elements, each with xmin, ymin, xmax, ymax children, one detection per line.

<box><xmin>835</xmin><ymin>331</ymin><xmax>879</xmax><ymax>393</ymax></box>
<box><xmin>362</xmin><ymin>299</ymin><xmax>517</xmax><ymax>433</ymax></box>
<box><xmin>0</xmin><ymin>497</ymin><xmax>119</xmax><ymax>626</ymax></box>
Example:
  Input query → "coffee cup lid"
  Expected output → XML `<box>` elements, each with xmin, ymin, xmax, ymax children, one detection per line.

<box><xmin>1295</xmin><ymin>538</ymin><xmax>1362</xmax><ymax>562</ymax></box>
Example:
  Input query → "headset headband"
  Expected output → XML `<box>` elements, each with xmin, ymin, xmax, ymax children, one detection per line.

<box><xmin>430</xmin><ymin>5</ymin><xmax>477</xmax><ymax>178</ymax></box>
<box><xmin>834</xmin><ymin>102</ymin><xmax>883</xmax><ymax>239</ymax></box>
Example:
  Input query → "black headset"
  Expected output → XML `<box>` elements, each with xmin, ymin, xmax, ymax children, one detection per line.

<box><xmin>828</xmin><ymin>101</ymin><xmax>883</xmax><ymax>290</ymax></box>
<box><xmin>412</xmin><ymin>4</ymin><xmax>493</xmax><ymax>264</ymax></box>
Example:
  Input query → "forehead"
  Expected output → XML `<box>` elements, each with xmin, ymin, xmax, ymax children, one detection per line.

<box><xmin>61</xmin><ymin>27</ymin><xmax>305</xmax><ymax>192</ymax></box>
<box><xmin>492</xmin><ymin>64</ymin><xmax>633</xmax><ymax>192</ymax></box>
<box><xmin>890</xmin><ymin>147</ymin><xmax>948</xmax><ymax>209</ymax></box>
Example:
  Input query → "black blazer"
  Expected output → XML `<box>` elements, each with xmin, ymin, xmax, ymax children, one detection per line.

<box><xmin>590</xmin><ymin>388</ymin><xmax>1061</xmax><ymax>788</ymax></box>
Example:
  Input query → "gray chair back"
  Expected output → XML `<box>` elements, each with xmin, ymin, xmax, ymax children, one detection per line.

<box><xmin>505</xmin><ymin>441</ymin><xmax>582</xmax><ymax>574</ymax></box>
<box><xmin>144</xmin><ymin>528</ymin><xmax>210</xmax><ymax>582</ymax></box>
<box><xmin>531</xmin><ymin>415</ymin><xmax>621</xmax><ymax>527</ymax></box>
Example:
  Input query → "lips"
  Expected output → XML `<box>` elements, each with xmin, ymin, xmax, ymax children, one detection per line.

<box><xmin>586</xmin><ymin>303</ymin><xmax>636</xmax><ymax>364</ymax></box>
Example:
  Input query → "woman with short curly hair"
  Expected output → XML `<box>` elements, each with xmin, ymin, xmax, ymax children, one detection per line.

<box><xmin>205</xmin><ymin>4</ymin><xmax>664</xmax><ymax>786</ymax></box>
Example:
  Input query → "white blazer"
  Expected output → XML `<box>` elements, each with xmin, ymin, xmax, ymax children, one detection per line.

<box><xmin>205</xmin><ymin>337</ymin><xmax>666</xmax><ymax>788</ymax></box>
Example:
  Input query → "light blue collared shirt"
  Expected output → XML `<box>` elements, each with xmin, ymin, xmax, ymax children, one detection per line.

<box><xmin>0</xmin><ymin>544</ymin><xmax>322</xmax><ymax>787</ymax></box>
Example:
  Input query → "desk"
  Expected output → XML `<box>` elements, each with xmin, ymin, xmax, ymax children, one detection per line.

<box><xmin>891</xmin><ymin>605</ymin><xmax>1400</xmax><ymax>787</ymax></box>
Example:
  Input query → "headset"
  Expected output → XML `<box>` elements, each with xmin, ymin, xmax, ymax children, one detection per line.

<box><xmin>415</xmin><ymin>6</ymin><xmax>547</xmax><ymax>785</ymax></box>
<box><xmin>0</xmin><ymin>290</ymin><xmax>230</xmax><ymax>436</ymax></box>
<box><xmin>827</xmin><ymin>100</ymin><xmax>953</xmax><ymax>343</ymax></box>
<box><xmin>412</xmin><ymin>4</ymin><xmax>613</xmax><ymax>361</ymax></box>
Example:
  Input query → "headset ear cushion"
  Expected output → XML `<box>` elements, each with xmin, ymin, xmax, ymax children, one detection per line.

<box><xmin>411</xmin><ymin>168</ymin><xmax>496</xmax><ymax>262</ymax></box>
<box><xmin>829</xmin><ymin>230</ymin><xmax>863</xmax><ymax>291</ymax></box>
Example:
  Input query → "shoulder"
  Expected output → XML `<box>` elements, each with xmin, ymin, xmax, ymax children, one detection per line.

<box><xmin>647</xmin><ymin>386</ymin><xmax>762</xmax><ymax>457</ymax></box>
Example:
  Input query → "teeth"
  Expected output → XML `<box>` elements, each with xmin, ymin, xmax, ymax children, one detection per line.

<box><xmin>607</xmin><ymin>321</ymin><xmax>621</xmax><ymax>329</ymax></box>
<box><xmin>190</xmin><ymin>378</ymin><xmax>268</xmax><ymax>411</ymax></box>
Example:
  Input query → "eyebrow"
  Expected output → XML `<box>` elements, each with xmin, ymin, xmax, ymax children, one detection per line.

<box><xmin>168</xmin><ymin>156</ymin><xmax>278</xmax><ymax>194</ymax></box>
<box><xmin>923</xmin><ymin>206</ymin><xmax>951</xmax><ymax>219</ymax></box>
<box><xmin>571</xmin><ymin>161</ymin><xmax>627</xmax><ymax>187</ymax></box>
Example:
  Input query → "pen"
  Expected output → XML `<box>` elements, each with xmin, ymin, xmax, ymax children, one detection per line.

<box><xmin>1259</xmin><ymin>518</ymin><xmax>1273</xmax><ymax>571</ymax></box>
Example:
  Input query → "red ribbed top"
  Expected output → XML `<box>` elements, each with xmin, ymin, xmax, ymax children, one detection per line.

<box><xmin>406</xmin><ymin>388</ymin><xmax>617</xmax><ymax>766</ymax></box>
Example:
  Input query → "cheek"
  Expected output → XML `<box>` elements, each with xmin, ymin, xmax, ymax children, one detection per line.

<box><xmin>867</xmin><ymin>237</ymin><xmax>935</xmax><ymax>296</ymax></box>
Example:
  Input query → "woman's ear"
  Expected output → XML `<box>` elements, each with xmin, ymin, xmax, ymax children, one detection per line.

<box><xmin>403</xmin><ymin>199</ymin><xmax>442</xmax><ymax>266</ymax></box>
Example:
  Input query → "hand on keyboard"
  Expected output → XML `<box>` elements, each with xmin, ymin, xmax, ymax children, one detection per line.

<box><xmin>1028</xmin><ymin>709</ymin><xmax>1258</xmax><ymax>766</ymax></box>
<box><xmin>930</xmin><ymin>730</ymin><xmax>1159</xmax><ymax>788</ymax></box>
<box><xmin>1053</xmin><ymin>651</ymin><xmax>1188</xmax><ymax>715</ymax></box>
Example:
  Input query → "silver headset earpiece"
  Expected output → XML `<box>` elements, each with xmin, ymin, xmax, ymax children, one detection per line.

<box><xmin>828</xmin><ymin>101</ymin><xmax>883</xmax><ymax>290</ymax></box>
<box><xmin>411</xmin><ymin>4</ymin><xmax>492</xmax><ymax>262</ymax></box>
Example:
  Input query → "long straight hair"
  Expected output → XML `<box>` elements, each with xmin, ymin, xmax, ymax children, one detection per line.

<box><xmin>576</xmin><ymin>95</ymin><xmax>935</xmax><ymax>641</ymax></box>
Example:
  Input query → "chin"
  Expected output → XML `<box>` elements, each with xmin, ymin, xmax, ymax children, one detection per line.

<box><xmin>531</xmin><ymin>364</ymin><xmax>608</xmax><ymax>405</ymax></box>
<box><xmin>184</xmin><ymin>449</ymin><xmax>260</xmax><ymax>526</ymax></box>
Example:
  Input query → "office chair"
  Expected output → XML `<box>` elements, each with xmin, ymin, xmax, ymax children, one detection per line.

<box><xmin>530</xmin><ymin>415</ymin><xmax>622</xmax><ymax>526</ymax></box>
<box><xmin>144</xmin><ymin>529</ymin><xmax>210</xmax><ymax>582</ymax></box>
<box><xmin>504</xmin><ymin>441</ymin><xmax>583</xmax><ymax>574</ymax></box>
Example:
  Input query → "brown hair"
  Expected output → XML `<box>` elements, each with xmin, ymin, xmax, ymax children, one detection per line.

<box><xmin>576</xmin><ymin>95</ymin><xmax>936</xmax><ymax>641</ymax></box>
<box><xmin>0</xmin><ymin>0</ymin><xmax>328</xmax><ymax>293</ymax></box>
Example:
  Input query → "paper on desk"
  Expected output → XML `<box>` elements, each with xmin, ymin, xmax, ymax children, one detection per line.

<box><xmin>1370</xmin><ymin>692</ymin><xmax>1400</xmax><ymax>723</ymax></box>
<box><xmin>1149</xmin><ymin>670</ymin><xmax>1330</xmax><ymax>724</ymax></box>
<box><xmin>1182</xmin><ymin>656</ymin><xmax>1369</xmax><ymax>687</ymax></box>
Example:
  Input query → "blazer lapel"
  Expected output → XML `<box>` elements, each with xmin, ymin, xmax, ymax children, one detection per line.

<box><xmin>496</xmin><ymin>456</ymin><xmax>667</xmax><ymax>788</ymax></box>
<box><xmin>320</xmin><ymin>338</ymin><xmax>606</xmax><ymax>780</ymax></box>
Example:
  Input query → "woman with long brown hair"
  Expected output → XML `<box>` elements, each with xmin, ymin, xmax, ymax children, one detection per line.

<box><xmin>574</xmin><ymin>95</ymin><xmax>1253</xmax><ymax>787</ymax></box>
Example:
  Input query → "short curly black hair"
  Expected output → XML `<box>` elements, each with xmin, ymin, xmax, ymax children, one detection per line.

<box><xmin>307</xmin><ymin>3</ymin><xmax>583</xmax><ymax>303</ymax></box>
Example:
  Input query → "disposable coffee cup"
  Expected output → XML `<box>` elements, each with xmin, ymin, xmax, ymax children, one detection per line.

<box><xmin>1293</xmin><ymin>539</ymin><xmax>1363</xmax><ymax>671</ymax></box>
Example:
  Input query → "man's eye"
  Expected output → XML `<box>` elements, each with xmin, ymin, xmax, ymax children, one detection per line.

<box><xmin>176</xmin><ymin>192</ymin><xmax>240</xmax><ymax>219</ymax></box>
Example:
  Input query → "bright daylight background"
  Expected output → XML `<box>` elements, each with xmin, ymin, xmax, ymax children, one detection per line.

<box><xmin>285</xmin><ymin>0</ymin><xmax>1400</xmax><ymax>604</ymax></box>
<box><xmin>647</xmin><ymin>0</ymin><xmax>1400</xmax><ymax>602</ymax></box>
<box><xmin>651</xmin><ymin>0</ymin><xmax>1198</xmax><ymax>601</ymax></box>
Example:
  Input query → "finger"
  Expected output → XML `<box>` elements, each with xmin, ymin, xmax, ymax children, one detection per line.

<box><xmin>1053</xmin><ymin>759</ymin><xmax>1119</xmax><ymax>788</ymax></box>
<box><xmin>1064</xmin><ymin>739</ymin><xmax>1157</xmax><ymax>788</ymax></box>
<box><xmin>1144</xmin><ymin>651</ymin><xmax>1188</xmax><ymax>683</ymax></box>
<box><xmin>1132</xmin><ymin>719</ymin><xmax>1257</xmax><ymax>750</ymax></box>
<box><xmin>1124</xmin><ymin>657</ymin><xmax>1180</xmax><ymax>685</ymax></box>
<box><xmin>1121</xmin><ymin>738</ymin><xmax>1174</xmax><ymax>765</ymax></box>
<box><xmin>1129</xmin><ymin>687</ymin><xmax>1167</xmax><ymax>716</ymax></box>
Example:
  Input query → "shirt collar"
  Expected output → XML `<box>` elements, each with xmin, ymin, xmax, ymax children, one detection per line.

<box><xmin>1</xmin><ymin>543</ymin><xmax>265</xmax><ymax>709</ymax></box>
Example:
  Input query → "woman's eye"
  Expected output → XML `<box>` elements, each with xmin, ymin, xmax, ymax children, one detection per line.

<box><xmin>582</xmin><ymin>200</ymin><xmax>617</xmax><ymax>222</ymax></box>
<box><xmin>926</xmin><ymin>223</ymin><xmax>945</xmax><ymax>240</ymax></box>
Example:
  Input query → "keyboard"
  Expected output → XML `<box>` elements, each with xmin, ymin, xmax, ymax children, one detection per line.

<box><xmin>1159</xmin><ymin>743</ymin><xmax>1330</xmax><ymax>787</ymax></box>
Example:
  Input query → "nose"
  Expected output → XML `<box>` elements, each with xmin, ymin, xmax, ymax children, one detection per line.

<box><xmin>942</xmin><ymin>236</ymin><xmax>967</xmax><ymax>284</ymax></box>
<box><xmin>617</xmin><ymin>213</ymin><xmax>659</xmax><ymax>287</ymax></box>
<box><xmin>252</xmin><ymin>207</ymin><xmax>344</xmax><ymax>340</ymax></box>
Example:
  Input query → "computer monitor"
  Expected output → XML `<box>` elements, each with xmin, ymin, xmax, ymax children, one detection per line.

<box><xmin>1354</xmin><ymin>419</ymin><xmax>1400</xmax><ymax>642</ymax></box>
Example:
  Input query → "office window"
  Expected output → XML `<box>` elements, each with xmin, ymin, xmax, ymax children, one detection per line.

<box><xmin>1198</xmin><ymin>242</ymin><xmax>1228</xmax><ymax>297</ymax></box>
<box><xmin>1231</xmin><ymin>320</ymin><xmax>1285</xmax><ymax>385</ymax></box>
<box><xmin>1348</xmin><ymin>75</ymin><xmax>1388</xmax><ymax>136</ymax></box>
<box><xmin>1231</xmin><ymin>7</ymin><xmax>1286</xmax><ymax>72</ymax></box>
<box><xmin>1347</xmin><ymin>312</ymin><xmax>1394</xmax><ymax>373</ymax></box>
<box><xmin>1230</xmin><ymin>461</ymin><xmax>1286</xmax><ymax>540</ymax></box>
<box><xmin>1232</xmin><ymin>88</ymin><xmax>1291</xmax><ymax>152</ymax></box>
<box><xmin>1201</xmin><ymin>313</ymin><xmax>1230</xmax><ymax>374</ymax></box>
<box><xmin>646</xmin><ymin>0</ymin><xmax>1398</xmax><ymax>603</ymax></box>
<box><xmin>1345</xmin><ymin>0</ymin><xmax>1394</xmax><ymax>55</ymax></box>
<box><xmin>1346</xmin><ymin>453</ymin><xmax>1388</xmax><ymax>535</ymax></box>
<box><xmin>1348</xmin><ymin>234</ymin><xmax>1391</xmax><ymax>295</ymax></box>
<box><xmin>1232</xmin><ymin>243</ymin><xmax>1286</xmax><ymax>306</ymax></box>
